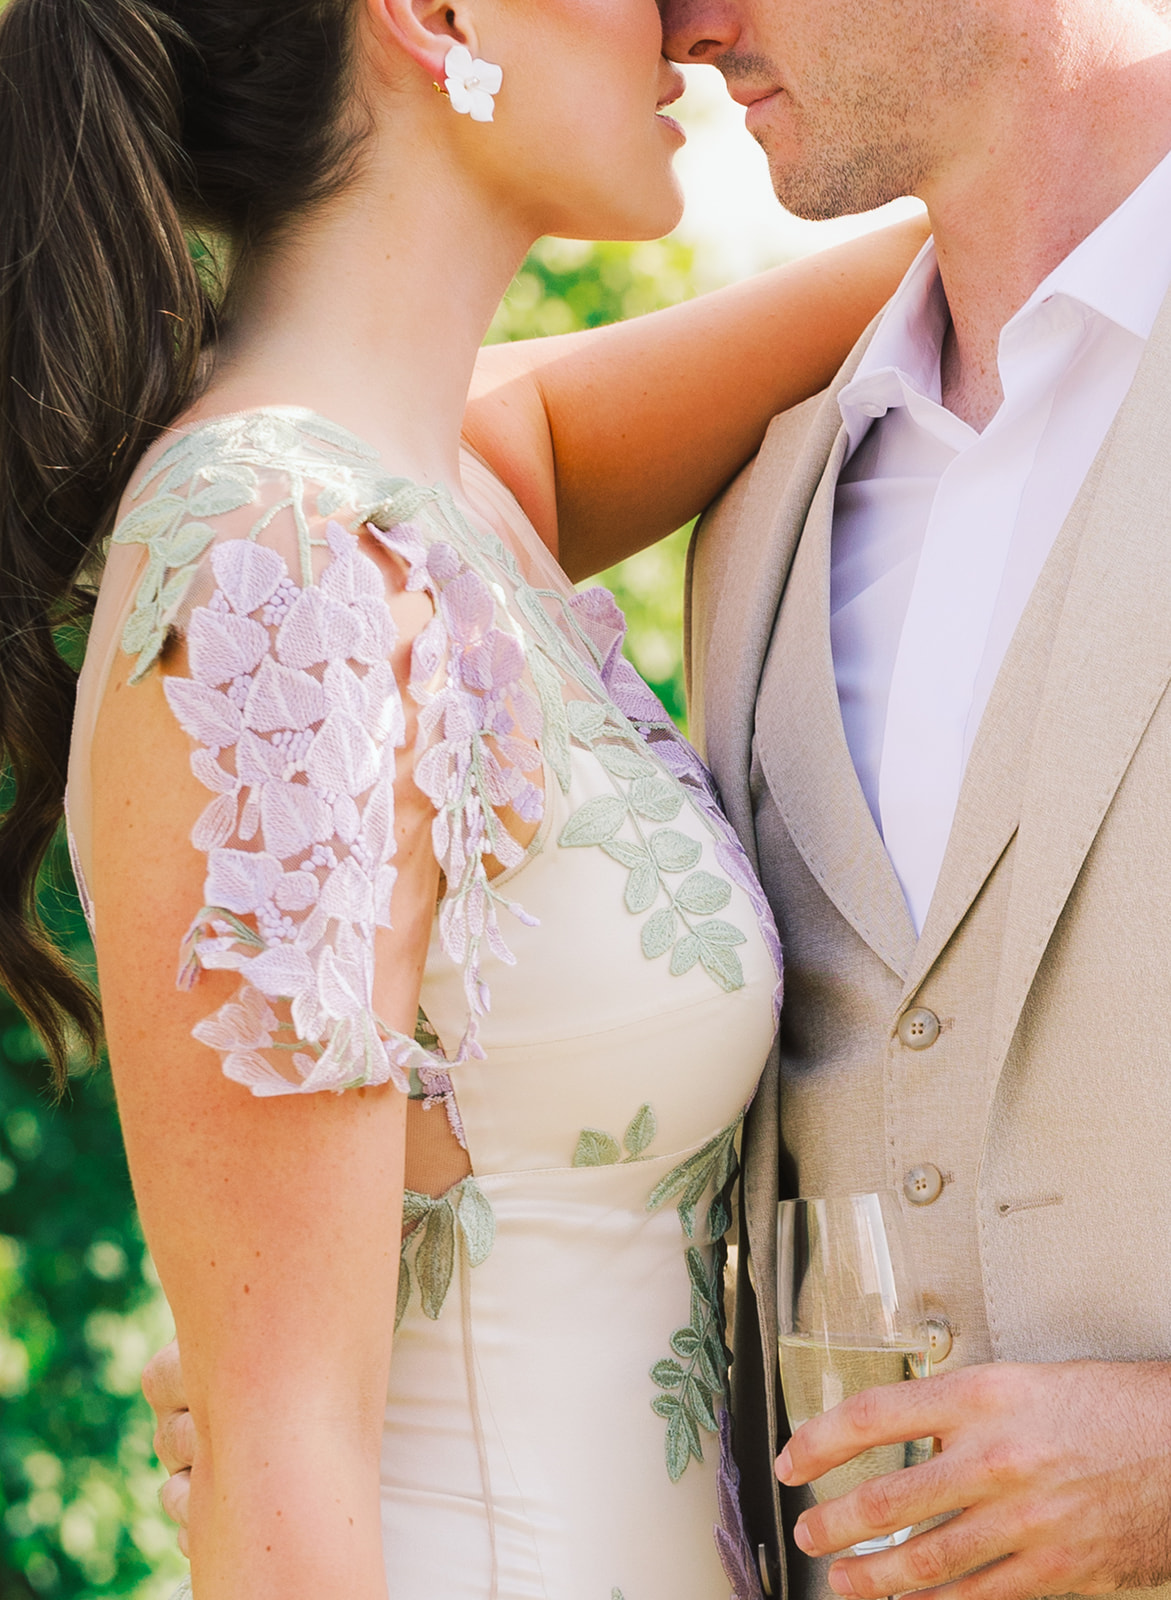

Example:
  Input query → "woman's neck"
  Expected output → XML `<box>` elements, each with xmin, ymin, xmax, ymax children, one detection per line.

<box><xmin>191</xmin><ymin>137</ymin><xmax>535</xmax><ymax>489</ymax></box>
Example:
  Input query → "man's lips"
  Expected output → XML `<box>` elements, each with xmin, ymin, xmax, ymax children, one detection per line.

<box><xmin>730</xmin><ymin>84</ymin><xmax>783</xmax><ymax>109</ymax></box>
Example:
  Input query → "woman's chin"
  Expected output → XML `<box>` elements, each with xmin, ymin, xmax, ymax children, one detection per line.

<box><xmin>570</xmin><ymin>181</ymin><xmax>686</xmax><ymax>246</ymax></box>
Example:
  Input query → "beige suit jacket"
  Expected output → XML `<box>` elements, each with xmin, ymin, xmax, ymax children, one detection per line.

<box><xmin>686</xmin><ymin>286</ymin><xmax>1171</xmax><ymax>1600</ymax></box>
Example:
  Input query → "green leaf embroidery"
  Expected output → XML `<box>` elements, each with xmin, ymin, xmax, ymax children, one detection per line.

<box><xmin>111</xmin><ymin>494</ymin><xmax>185</xmax><ymax>545</ymax></box>
<box><xmin>674</xmin><ymin>871</ymin><xmax>733</xmax><ymax>916</ymax></box>
<box><xmin>416</xmin><ymin>1204</ymin><xmax>455</xmax><ymax>1321</ymax></box>
<box><xmin>457</xmin><ymin>1181</ymin><xmax>497</xmax><ymax>1268</ymax></box>
<box><xmin>649</xmin><ymin>828</ymin><xmax>702</xmax><ymax>873</ymax></box>
<box><xmin>571</xmin><ymin>1103</ymin><xmax>658</xmax><ymax>1168</ymax></box>
<box><xmin>641</xmin><ymin>907</ymin><xmax>677</xmax><ymax>960</ymax></box>
<box><xmin>557</xmin><ymin>722</ymin><xmax>750</xmax><ymax>998</ymax></box>
<box><xmin>121</xmin><ymin>605</ymin><xmax>158</xmax><ymax>657</ymax></box>
<box><xmin>396</xmin><ymin>1177</ymin><xmax>496</xmax><ymax>1329</ymax></box>
<box><xmin>296</xmin><ymin>413</ymin><xmax>379</xmax><ymax>457</ymax></box>
<box><xmin>623</xmin><ymin>1103</ymin><xmax>658</xmax><ymax>1158</ymax></box>
<box><xmin>596</xmin><ymin>742</ymin><xmax>653</xmax><ymax>780</ymax></box>
<box><xmin>317</xmin><ymin>485</ymin><xmax>347</xmax><ymax>518</ymax></box>
<box><xmin>624</xmin><ymin>862</ymin><xmax>659</xmax><ymax>914</ymax></box>
<box><xmin>395</xmin><ymin>1258</ymin><xmax>411</xmax><ymax>1328</ymax></box>
<box><xmin>603</xmin><ymin>838</ymin><xmax>650</xmax><ymax>871</ymax></box>
<box><xmin>644</xmin><ymin>1114</ymin><xmax>745</xmax><ymax>1481</ymax></box>
<box><xmin>530</xmin><ymin>650</ymin><xmax>573</xmax><ymax>794</ymax></box>
<box><xmin>573</xmin><ymin>1127</ymin><xmax>623</xmax><ymax>1167</ymax></box>
<box><xmin>669</xmin><ymin>935</ymin><xmax>701</xmax><ymax>977</ymax></box>
<box><xmin>629</xmin><ymin>775</ymin><xmax>684</xmax><ymax>822</ymax></box>
<box><xmin>159</xmin><ymin>565</ymin><xmax>197</xmax><ymax>617</ymax></box>
<box><xmin>558</xmin><ymin>795</ymin><xmax>627</xmax><ymax>848</ymax></box>
<box><xmin>566</xmin><ymin>699</ymin><xmax>608</xmax><ymax>744</ymax></box>
<box><xmin>698</xmin><ymin>940</ymin><xmax>745</xmax><ymax>994</ymax></box>
<box><xmin>694</xmin><ymin>918</ymin><xmax>747</xmax><ymax>946</ymax></box>
<box><xmin>187</xmin><ymin>481</ymin><xmax>256</xmax><ymax>519</ymax></box>
<box><xmin>164</xmin><ymin>521</ymin><xmax>217</xmax><ymax>568</ymax></box>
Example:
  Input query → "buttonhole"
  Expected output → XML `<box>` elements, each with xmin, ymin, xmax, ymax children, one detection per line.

<box><xmin>997</xmin><ymin>1194</ymin><xmax>1063</xmax><ymax>1216</ymax></box>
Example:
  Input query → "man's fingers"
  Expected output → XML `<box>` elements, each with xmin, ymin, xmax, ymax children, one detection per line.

<box><xmin>819</xmin><ymin>1509</ymin><xmax>1014</xmax><ymax>1598</ymax></box>
<box><xmin>154</xmin><ymin>1404</ymin><xmax>197</xmax><ymax>1476</ymax></box>
<box><xmin>780</xmin><ymin>1366</ymin><xmax>1012</xmax><ymax>1486</ymax></box>
<box><xmin>796</xmin><ymin>1456</ymin><xmax>955</xmax><ymax>1558</ymax></box>
<box><xmin>851</xmin><ymin>1547</ymin><xmax>1088</xmax><ymax>1600</ymax></box>
<box><xmin>159</xmin><ymin>1466</ymin><xmax>191</xmax><ymax>1533</ymax></box>
<box><xmin>142</xmin><ymin>1339</ymin><xmax>187</xmax><ymax>1416</ymax></box>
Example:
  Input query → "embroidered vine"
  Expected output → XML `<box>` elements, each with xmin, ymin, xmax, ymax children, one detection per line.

<box><xmin>572</xmin><ymin>1103</ymin><xmax>658</xmax><ymax>1167</ymax></box>
<box><xmin>557</xmin><ymin>732</ymin><xmax>749</xmax><ymax>993</ymax></box>
<box><xmin>397</xmin><ymin>1176</ymin><xmax>496</xmax><ymax>1327</ymax></box>
<box><xmin>645</xmin><ymin>1115</ymin><xmax>742</xmax><ymax>1483</ymax></box>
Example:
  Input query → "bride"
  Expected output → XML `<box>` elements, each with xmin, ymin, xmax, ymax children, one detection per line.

<box><xmin>0</xmin><ymin>0</ymin><xmax>922</xmax><ymax>1595</ymax></box>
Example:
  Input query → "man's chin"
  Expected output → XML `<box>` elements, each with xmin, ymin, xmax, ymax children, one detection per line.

<box><xmin>763</xmin><ymin>147</ymin><xmax>922</xmax><ymax>224</ymax></box>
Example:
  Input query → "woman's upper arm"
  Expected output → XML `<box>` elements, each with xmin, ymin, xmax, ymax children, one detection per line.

<box><xmin>465</xmin><ymin>216</ymin><xmax>929</xmax><ymax>580</ymax></box>
<box><xmin>88</xmin><ymin>485</ymin><xmax>437</xmax><ymax>1595</ymax></box>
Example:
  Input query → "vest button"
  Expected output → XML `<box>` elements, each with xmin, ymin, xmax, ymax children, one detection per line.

<box><xmin>904</xmin><ymin>1164</ymin><xmax>944</xmax><ymax>1206</ymax></box>
<box><xmin>898</xmin><ymin>1007</ymin><xmax>941</xmax><ymax>1050</ymax></box>
<box><xmin>923</xmin><ymin>1317</ymin><xmax>953</xmax><ymax>1363</ymax></box>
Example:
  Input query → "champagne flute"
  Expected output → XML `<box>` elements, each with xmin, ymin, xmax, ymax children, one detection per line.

<box><xmin>777</xmin><ymin>1192</ymin><xmax>933</xmax><ymax>1556</ymax></box>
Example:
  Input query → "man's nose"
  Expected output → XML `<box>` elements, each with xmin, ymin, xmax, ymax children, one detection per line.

<box><xmin>658</xmin><ymin>0</ymin><xmax>741</xmax><ymax>65</ymax></box>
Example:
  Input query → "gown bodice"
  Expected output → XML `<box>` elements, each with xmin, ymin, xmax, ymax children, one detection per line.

<box><xmin>65</xmin><ymin>408</ymin><xmax>780</xmax><ymax>1600</ymax></box>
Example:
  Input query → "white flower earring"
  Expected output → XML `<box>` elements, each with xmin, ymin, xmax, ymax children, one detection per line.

<box><xmin>443</xmin><ymin>43</ymin><xmax>503</xmax><ymax>123</ymax></box>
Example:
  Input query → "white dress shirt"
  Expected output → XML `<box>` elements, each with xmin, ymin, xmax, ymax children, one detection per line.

<box><xmin>831</xmin><ymin>146</ymin><xmax>1171</xmax><ymax>935</ymax></box>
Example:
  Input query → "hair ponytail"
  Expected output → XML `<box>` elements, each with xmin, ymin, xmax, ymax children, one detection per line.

<box><xmin>0</xmin><ymin>0</ymin><xmax>363</xmax><ymax>1088</ymax></box>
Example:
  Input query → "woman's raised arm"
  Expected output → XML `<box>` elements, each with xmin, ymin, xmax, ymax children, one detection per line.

<box><xmin>464</xmin><ymin>216</ymin><xmax>928</xmax><ymax>579</ymax></box>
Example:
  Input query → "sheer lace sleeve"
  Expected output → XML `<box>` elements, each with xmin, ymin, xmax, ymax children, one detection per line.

<box><xmin>111</xmin><ymin>411</ymin><xmax>542</xmax><ymax>1103</ymax></box>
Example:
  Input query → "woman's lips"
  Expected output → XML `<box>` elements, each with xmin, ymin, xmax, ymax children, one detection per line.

<box><xmin>655</xmin><ymin>112</ymin><xmax>687</xmax><ymax>141</ymax></box>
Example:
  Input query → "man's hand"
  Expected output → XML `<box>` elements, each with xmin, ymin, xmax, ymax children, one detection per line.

<box><xmin>142</xmin><ymin>1340</ymin><xmax>194</xmax><ymax>1557</ymax></box>
<box><xmin>777</xmin><ymin>1360</ymin><xmax>1171</xmax><ymax>1600</ymax></box>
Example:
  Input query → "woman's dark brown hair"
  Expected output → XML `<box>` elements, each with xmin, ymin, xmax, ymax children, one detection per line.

<box><xmin>0</xmin><ymin>0</ymin><xmax>366</xmax><ymax>1087</ymax></box>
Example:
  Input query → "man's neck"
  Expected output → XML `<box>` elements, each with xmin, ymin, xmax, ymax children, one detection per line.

<box><xmin>924</xmin><ymin>1</ymin><xmax>1171</xmax><ymax>429</ymax></box>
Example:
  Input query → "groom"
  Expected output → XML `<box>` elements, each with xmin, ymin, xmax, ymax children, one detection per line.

<box><xmin>665</xmin><ymin>0</ymin><xmax>1171</xmax><ymax>1597</ymax></box>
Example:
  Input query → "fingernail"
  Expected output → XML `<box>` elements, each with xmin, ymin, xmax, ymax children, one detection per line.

<box><xmin>793</xmin><ymin>1521</ymin><xmax>813</xmax><ymax>1554</ymax></box>
<box><xmin>776</xmin><ymin>1446</ymin><xmax>792</xmax><ymax>1482</ymax></box>
<box><xmin>829</xmin><ymin>1564</ymin><xmax>855</xmax><ymax>1596</ymax></box>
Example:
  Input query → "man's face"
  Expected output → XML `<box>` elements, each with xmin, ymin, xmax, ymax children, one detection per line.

<box><xmin>659</xmin><ymin>0</ymin><xmax>1007</xmax><ymax>219</ymax></box>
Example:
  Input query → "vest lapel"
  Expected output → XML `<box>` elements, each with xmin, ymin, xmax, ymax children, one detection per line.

<box><xmin>899</xmin><ymin>473</ymin><xmax>1089</xmax><ymax>999</ymax></box>
<box><xmin>755</xmin><ymin>440</ymin><xmax>917</xmax><ymax>978</ymax></box>
<box><xmin>985</xmin><ymin>289</ymin><xmax>1171</xmax><ymax>1072</ymax></box>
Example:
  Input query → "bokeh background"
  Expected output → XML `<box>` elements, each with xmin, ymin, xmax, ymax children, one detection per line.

<box><xmin>0</xmin><ymin>55</ymin><xmax>920</xmax><ymax>1599</ymax></box>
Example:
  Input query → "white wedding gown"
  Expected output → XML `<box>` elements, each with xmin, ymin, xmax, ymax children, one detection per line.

<box><xmin>65</xmin><ymin>409</ymin><xmax>780</xmax><ymax>1600</ymax></box>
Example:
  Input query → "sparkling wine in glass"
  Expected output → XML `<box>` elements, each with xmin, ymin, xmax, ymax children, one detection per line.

<box><xmin>777</xmin><ymin>1192</ymin><xmax>933</xmax><ymax>1556</ymax></box>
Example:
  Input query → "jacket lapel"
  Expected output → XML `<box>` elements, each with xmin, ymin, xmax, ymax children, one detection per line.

<box><xmin>985</xmin><ymin>289</ymin><xmax>1171</xmax><ymax>1072</ymax></box>
<box><xmin>754</xmin><ymin>443</ymin><xmax>918</xmax><ymax>978</ymax></box>
<box><xmin>689</xmin><ymin>327</ymin><xmax>880</xmax><ymax>877</ymax></box>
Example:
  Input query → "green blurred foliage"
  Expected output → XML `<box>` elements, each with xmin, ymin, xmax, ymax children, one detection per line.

<box><xmin>1</xmin><ymin>234</ymin><xmax>701</xmax><ymax>1597</ymax></box>
<box><xmin>489</xmin><ymin>235</ymin><xmax>697</xmax><ymax>729</ymax></box>
<box><xmin>0</xmin><ymin>836</ymin><xmax>186</xmax><ymax>1600</ymax></box>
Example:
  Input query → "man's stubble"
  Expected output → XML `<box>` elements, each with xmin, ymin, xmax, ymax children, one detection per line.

<box><xmin>724</xmin><ymin>0</ymin><xmax>1008</xmax><ymax>220</ymax></box>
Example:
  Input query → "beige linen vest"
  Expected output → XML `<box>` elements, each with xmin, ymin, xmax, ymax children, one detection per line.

<box><xmin>687</xmin><ymin>288</ymin><xmax>1171</xmax><ymax>1600</ymax></box>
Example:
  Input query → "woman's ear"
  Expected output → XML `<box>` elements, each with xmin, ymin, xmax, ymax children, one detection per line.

<box><xmin>363</xmin><ymin>0</ymin><xmax>480</xmax><ymax>87</ymax></box>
